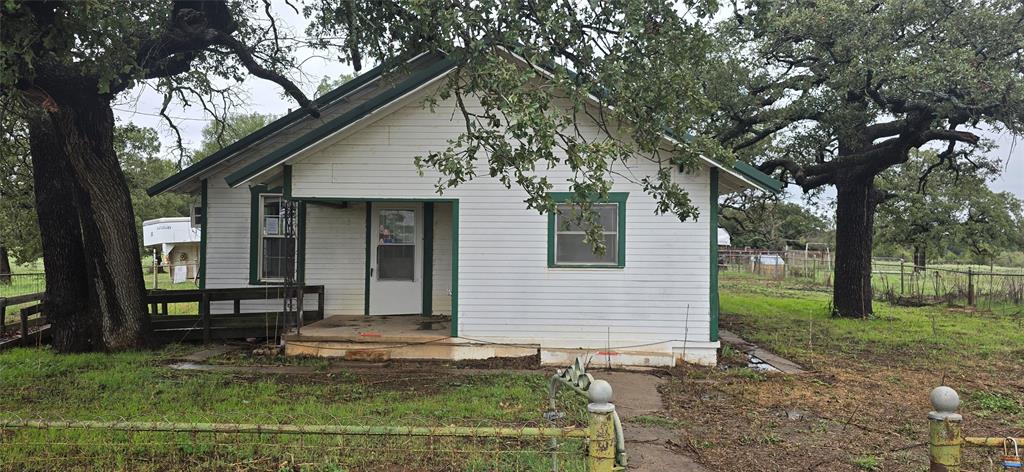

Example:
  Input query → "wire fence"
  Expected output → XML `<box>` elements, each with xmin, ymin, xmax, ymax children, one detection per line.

<box><xmin>0</xmin><ymin>416</ymin><xmax>590</xmax><ymax>472</ymax></box>
<box><xmin>0</xmin><ymin>357</ymin><xmax>620</xmax><ymax>472</ymax></box>
<box><xmin>0</xmin><ymin>272</ymin><xmax>45</xmax><ymax>300</ymax></box>
<box><xmin>720</xmin><ymin>248</ymin><xmax>1024</xmax><ymax>312</ymax></box>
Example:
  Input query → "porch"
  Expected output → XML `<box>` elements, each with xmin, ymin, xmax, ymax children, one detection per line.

<box><xmin>283</xmin><ymin>314</ymin><xmax>538</xmax><ymax>362</ymax></box>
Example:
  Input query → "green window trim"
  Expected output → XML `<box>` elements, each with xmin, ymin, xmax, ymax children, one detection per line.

<box><xmin>248</xmin><ymin>185</ymin><xmax>305</xmax><ymax>285</ymax></box>
<box><xmin>199</xmin><ymin>179</ymin><xmax>208</xmax><ymax>289</ymax></box>
<box><xmin>546</xmin><ymin>192</ymin><xmax>628</xmax><ymax>269</ymax></box>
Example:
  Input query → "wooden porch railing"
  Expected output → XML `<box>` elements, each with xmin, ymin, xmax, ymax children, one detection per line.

<box><xmin>0</xmin><ymin>286</ymin><xmax>325</xmax><ymax>349</ymax></box>
<box><xmin>146</xmin><ymin>285</ymin><xmax>326</xmax><ymax>343</ymax></box>
<box><xmin>0</xmin><ymin>292</ymin><xmax>47</xmax><ymax>348</ymax></box>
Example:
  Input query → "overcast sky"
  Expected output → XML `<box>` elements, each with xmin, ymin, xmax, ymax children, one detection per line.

<box><xmin>112</xmin><ymin>5</ymin><xmax>1022</xmax><ymax>204</ymax></box>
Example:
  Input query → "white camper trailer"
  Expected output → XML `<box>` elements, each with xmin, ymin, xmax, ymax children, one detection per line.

<box><xmin>143</xmin><ymin>217</ymin><xmax>201</xmax><ymax>283</ymax></box>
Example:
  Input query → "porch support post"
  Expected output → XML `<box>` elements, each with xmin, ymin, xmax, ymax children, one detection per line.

<box><xmin>363</xmin><ymin>202</ymin><xmax>372</xmax><ymax>316</ymax></box>
<box><xmin>422</xmin><ymin>202</ymin><xmax>434</xmax><ymax>316</ymax></box>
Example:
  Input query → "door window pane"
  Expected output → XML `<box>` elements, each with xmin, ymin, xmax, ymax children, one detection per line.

<box><xmin>379</xmin><ymin>210</ymin><xmax>415</xmax><ymax>244</ymax></box>
<box><xmin>377</xmin><ymin>209</ymin><xmax>415</xmax><ymax>280</ymax></box>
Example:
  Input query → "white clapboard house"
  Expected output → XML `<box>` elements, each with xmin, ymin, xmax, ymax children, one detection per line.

<box><xmin>148</xmin><ymin>52</ymin><xmax>782</xmax><ymax>366</ymax></box>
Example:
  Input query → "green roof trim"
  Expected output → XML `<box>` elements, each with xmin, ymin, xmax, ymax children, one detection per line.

<box><xmin>224</xmin><ymin>55</ymin><xmax>458</xmax><ymax>188</ymax></box>
<box><xmin>146</xmin><ymin>56</ymin><xmax>412</xmax><ymax>197</ymax></box>
<box><xmin>732</xmin><ymin>161</ymin><xmax>784</xmax><ymax>193</ymax></box>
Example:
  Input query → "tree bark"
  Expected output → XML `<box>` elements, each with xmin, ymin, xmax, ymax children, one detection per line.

<box><xmin>47</xmin><ymin>93</ymin><xmax>150</xmax><ymax>351</ymax></box>
<box><xmin>832</xmin><ymin>177</ymin><xmax>877</xmax><ymax>318</ymax></box>
<box><xmin>27</xmin><ymin>115</ymin><xmax>98</xmax><ymax>352</ymax></box>
<box><xmin>0</xmin><ymin>246</ymin><xmax>10</xmax><ymax>285</ymax></box>
<box><xmin>913</xmin><ymin>244</ymin><xmax>927</xmax><ymax>272</ymax></box>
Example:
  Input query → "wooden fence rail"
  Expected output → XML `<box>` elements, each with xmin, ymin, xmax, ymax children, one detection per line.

<box><xmin>146</xmin><ymin>285</ymin><xmax>325</xmax><ymax>343</ymax></box>
<box><xmin>0</xmin><ymin>286</ymin><xmax>325</xmax><ymax>349</ymax></box>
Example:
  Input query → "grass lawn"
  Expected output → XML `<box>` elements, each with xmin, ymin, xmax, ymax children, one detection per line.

<box><xmin>663</xmin><ymin>272</ymin><xmax>1024</xmax><ymax>472</ymax></box>
<box><xmin>0</xmin><ymin>347</ymin><xmax>587</xmax><ymax>471</ymax></box>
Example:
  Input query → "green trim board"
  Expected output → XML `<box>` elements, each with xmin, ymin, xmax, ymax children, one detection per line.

<box><xmin>146</xmin><ymin>55</ymin><xmax>412</xmax><ymax>197</ymax></box>
<box><xmin>422</xmin><ymin>202</ymin><xmax>434</xmax><ymax>317</ymax></box>
<box><xmin>225</xmin><ymin>55</ymin><xmax>458</xmax><ymax>188</ymax></box>
<box><xmin>732</xmin><ymin>161</ymin><xmax>784</xmax><ymax>194</ymax></box>
<box><xmin>709</xmin><ymin>169</ymin><xmax>720</xmax><ymax>343</ymax></box>
<box><xmin>198</xmin><ymin>180</ymin><xmax>208</xmax><ymax>289</ymax></box>
<box><xmin>297</xmin><ymin>202</ymin><xmax>306</xmax><ymax>285</ymax></box>
<box><xmin>546</xmin><ymin>192</ymin><xmax>628</xmax><ymax>269</ymax></box>
<box><xmin>363</xmin><ymin>202</ymin><xmax>372</xmax><ymax>316</ymax></box>
<box><xmin>282</xmin><ymin>165</ymin><xmax>293</xmax><ymax>198</ymax></box>
<box><xmin>450</xmin><ymin>200</ymin><xmax>459</xmax><ymax>337</ymax></box>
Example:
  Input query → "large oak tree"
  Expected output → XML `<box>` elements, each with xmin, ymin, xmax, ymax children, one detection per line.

<box><xmin>704</xmin><ymin>0</ymin><xmax>1024</xmax><ymax>317</ymax></box>
<box><xmin>2</xmin><ymin>1</ymin><xmax>316</xmax><ymax>351</ymax></box>
<box><xmin>3</xmin><ymin>0</ymin><xmax>722</xmax><ymax>350</ymax></box>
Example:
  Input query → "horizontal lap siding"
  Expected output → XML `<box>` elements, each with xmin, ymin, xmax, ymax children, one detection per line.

<box><xmin>304</xmin><ymin>202</ymin><xmax>365</xmax><ymax>315</ymax></box>
<box><xmin>201</xmin><ymin>79</ymin><xmax>389</xmax><ymax>314</ymax></box>
<box><xmin>291</xmin><ymin>90</ymin><xmax>713</xmax><ymax>349</ymax></box>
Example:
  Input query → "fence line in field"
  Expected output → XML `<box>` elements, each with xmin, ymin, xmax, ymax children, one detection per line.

<box><xmin>0</xmin><ymin>272</ymin><xmax>45</xmax><ymax>300</ymax></box>
<box><xmin>0</xmin><ymin>262</ymin><xmax>201</xmax><ymax>300</ymax></box>
<box><xmin>719</xmin><ymin>248</ymin><xmax>1024</xmax><ymax>310</ymax></box>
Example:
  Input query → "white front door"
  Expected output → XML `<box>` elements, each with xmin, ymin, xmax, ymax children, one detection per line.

<box><xmin>369</xmin><ymin>203</ymin><xmax>423</xmax><ymax>315</ymax></box>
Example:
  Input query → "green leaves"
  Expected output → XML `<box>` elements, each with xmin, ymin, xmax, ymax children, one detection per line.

<box><xmin>312</xmin><ymin>1</ymin><xmax>720</xmax><ymax>249</ymax></box>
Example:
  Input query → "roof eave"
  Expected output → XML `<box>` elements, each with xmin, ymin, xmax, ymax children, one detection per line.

<box><xmin>145</xmin><ymin>53</ymin><xmax>423</xmax><ymax>197</ymax></box>
<box><xmin>223</xmin><ymin>55</ymin><xmax>459</xmax><ymax>188</ymax></box>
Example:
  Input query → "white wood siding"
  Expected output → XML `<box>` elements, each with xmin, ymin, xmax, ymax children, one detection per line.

<box><xmin>199</xmin><ymin>72</ymin><xmax>397</xmax><ymax>313</ymax></box>
<box><xmin>288</xmin><ymin>89</ymin><xmax>714</xmax><ymax>350</ymax></box>
<box><xmin>303</xmin><ymin>202</ymin><xmax>366</xmax><ymax>314</ymax></box>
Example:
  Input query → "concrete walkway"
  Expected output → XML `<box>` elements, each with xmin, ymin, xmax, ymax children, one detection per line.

<box><xmin>599</xmin><ymin>371</ymin><xmax>708</xmax><ymax>472</ymax></box>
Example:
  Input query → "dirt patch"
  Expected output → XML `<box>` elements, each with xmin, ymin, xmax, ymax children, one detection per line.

<box><xmin>661</xmin><ymin>352</ymin><xmax>1024</xmax><ymax>471</ymax></box>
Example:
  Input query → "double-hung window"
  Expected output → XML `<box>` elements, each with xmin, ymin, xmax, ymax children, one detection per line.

<box><xmin>547</xmin><ymin>193</ymin><xmax>627</xmax><ymax>268</ymax></box>
<box><xmin>259</xmin><ymin>194</ymin><xmax>296</xmax><ymax>281</ymax></box>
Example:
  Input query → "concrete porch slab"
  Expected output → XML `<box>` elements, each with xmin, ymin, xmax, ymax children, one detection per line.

<box><xmin>283</xmin><ymin>315</ymin><xmax>538</xmax><ymax>361</ymax></box>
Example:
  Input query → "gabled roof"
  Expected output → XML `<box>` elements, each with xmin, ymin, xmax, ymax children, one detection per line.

<box><xmin>150</xmin><ymin>51</ymin><xmax>783</xmax><ymax>195</ymax></box>
<box><xmin>145</xmin><ymin>52</ymin><xmax>431</xmax><ymax>196</ymax></box>
<box><xmin>224</xmin><ymin>54</ymin><xmax>458</xmax><ymax>187</ymax></box>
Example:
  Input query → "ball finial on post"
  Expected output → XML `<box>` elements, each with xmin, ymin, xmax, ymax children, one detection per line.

<box><xmin>587</xmin><ymin>379</ymin><xmax>615</xmax><ymax>414</ymax></box>
<box><xmin>929</xmin><ymin>386</ymin><xmax>962</xmax><ymax>421</ymax></box>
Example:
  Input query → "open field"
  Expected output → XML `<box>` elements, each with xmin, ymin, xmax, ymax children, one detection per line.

<box><xmin>664</xmin><ymin>272</ymin><xmax>1024</xmax><ymax>471</ymax></box>
<box><xmin>0</xmin><ymin>347</ymin><xmax>587</xmax><ymax>471</ymax></box>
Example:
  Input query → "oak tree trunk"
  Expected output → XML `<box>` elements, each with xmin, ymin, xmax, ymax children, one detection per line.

<box><xmin>832</xmin><ymin>178</ymin><xmax>877</xmax><ymax>318</ymax></box>
<box><xmin>47</xmin><ymin>94</ymin><xmax>149</xmax><ymax>350</ymax></box>
<box><xmin>27</xmin><ymin>115</ymin><xmax>99</xmax><ymax>352</ymax></box>
<box><xmin>0</xmin><ymin>246</ymin><xmax>10</xmax><ymax>285</ymax></box>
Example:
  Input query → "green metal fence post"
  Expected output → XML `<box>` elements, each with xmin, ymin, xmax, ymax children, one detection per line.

<box><xmin>587</xmin><ymin>380</ymin><xmax>616</xmax><ymax>472</ymax></box>
<box><xmin>928</xmin><ymin>386</ymin><xmax>962</xmax><ymax>472</ymax></box>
